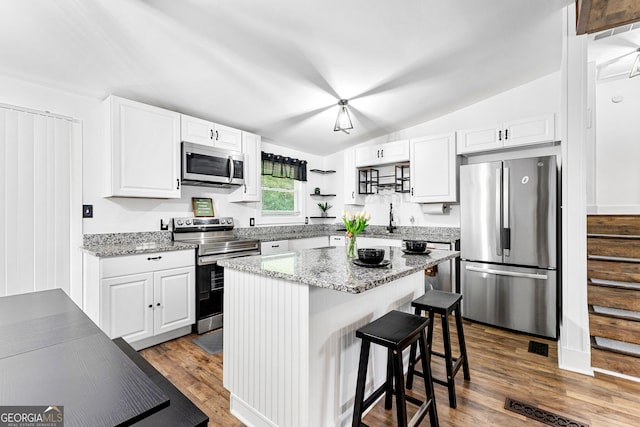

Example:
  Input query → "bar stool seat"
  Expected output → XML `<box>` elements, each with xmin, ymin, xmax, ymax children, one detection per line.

<box><xmin>407</xmin><ymin>290</ymin><xmax>470</xmax><ymax>409</ymax></box>
<box><xmin>352</xmin><ymin>310</ymin><xmax>438</xmax><ymax>427</ymax></box>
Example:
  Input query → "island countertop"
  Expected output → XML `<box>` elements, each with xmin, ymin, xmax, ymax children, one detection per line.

<box><xmin>218</xmin><ymin>245</ymin><xmax>459</xmax><ymax>294</ymax></box>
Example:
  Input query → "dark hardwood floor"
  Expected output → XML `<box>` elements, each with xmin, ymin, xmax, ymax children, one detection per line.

<box><xmin>141</xmin><ymin>319</ymin><xmax>640</xmax><ymax>426</ymax></box>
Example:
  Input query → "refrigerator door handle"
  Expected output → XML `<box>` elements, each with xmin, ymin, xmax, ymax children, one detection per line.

<box><xmin>503</xmin><ymin>167</ymin><xmax>510</xmax><ymax>256</ymax></box>
<box><xmin>465</xmin><ymin>265</ymin><xmax>548</xmax><ymax>280</ymax></box>
<box><xmin>496</xmin><ymin>168</ymin><xmax>502</xmax><ymax>256</ymax></box>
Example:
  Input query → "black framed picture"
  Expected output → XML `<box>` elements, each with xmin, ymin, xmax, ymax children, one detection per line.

<box><xmin>192</xmin><ymin>197</ymin><xmax>214</xmax><ymax>217</ymax></box>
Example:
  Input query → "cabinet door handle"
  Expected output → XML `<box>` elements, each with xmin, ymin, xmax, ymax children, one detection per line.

<box><xmin>244</xmin><ymin>183</ymin><xmax>247</xmax><ymax>193</ymax></box>
<box><xmin>498</xmin><ymin>130</ymin><xmax>502</xmax><ymax>141</ymax></box>
<box><xmin>272</xmin><ymin>244</ymin><xmax>279</xmax><ymax>248</ymax></box>
<box><xmin>147</xmin><ymin>256</ymin><xmax>162</xmax><ymax>261</ymax></box>
<box><xmin>381</xmin><ymin>149</ymin><xmax>384</xmax><ymax>157</ymax></box>
<box><xmin>505</xmin><ymin>129</ymin><xmax>508</xmax><ymax>140</ymax></box>
<box><xmin>216</xmin><ymin>130</ymin><xmax>219</xmax><ymax>141</ymax></box>
<box><xmin>148</xmin><ymin>304</ymin><xmax>153</xmax><ymax>308</ymax></box>
<box><xmin>351</xmin><ymin>191</ymin><xmax>354</xmax><ymax>199</ymax></box>
<box><xmin>210</xmin><ymin>129</ymin><xmax>214</xmax><ymax>140</ymax></box>
<box><xmin>411</xmin><ymin>187</ymin><xmax>414</xmax><ymax>196</ymax></box>
<box><xmin>156</xmin><ymin>302</ymin><xmax>161</xmax><ymax>307</ymax></box>
<box><xmin>376</xmin><ymin>150</ymin><xmax>380</xmax><ymax>158</ymax></box>
<box><xmin>176</xmin><ymin>179</ymin><xmax>180</xmax><ymax>190</ymax></box>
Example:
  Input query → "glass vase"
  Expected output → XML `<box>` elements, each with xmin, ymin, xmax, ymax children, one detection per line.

<box><xmin>347</xmin><ymin>235</ymin><xmax>357</xmax><ymax>258</ymax></box>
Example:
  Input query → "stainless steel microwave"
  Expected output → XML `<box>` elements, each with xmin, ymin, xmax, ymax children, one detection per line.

<box><xmin>181</xmin><ymin>142</ymin><xmax>244</xmax><ymax>187</ymax></box>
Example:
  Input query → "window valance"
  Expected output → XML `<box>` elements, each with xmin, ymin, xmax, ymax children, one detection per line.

<box><xmin>261</xmin><ymin>152</ymin><xmax>307</xmax><ymax>181</ymax></box>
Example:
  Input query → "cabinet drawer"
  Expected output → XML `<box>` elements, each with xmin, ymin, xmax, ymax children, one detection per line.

<box><xmin>102</xmin><ymin>249</ymin><xmax>195</xmax><ymax>278</ymax></box>
<box><xmin>589</xmin><ymin>312</ymin><xmax>640</xmax><ymax>345</ymax></box>
<box><xmin>588</xmin><ymin>283</ymin><xmax>640</xmax><ymax>312</ymax></box>
<box><xmin>588</xmin><ymin>259</ymin><xmax>640</xmax><ymax>283</ymax></box>
<box><xmin>260</xmin><ymin>240</ymin><xmax>289</xmax><ymax>255</ymax></box>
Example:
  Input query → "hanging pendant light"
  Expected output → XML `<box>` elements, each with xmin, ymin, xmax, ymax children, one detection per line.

<box><xmin>334</xmin><ymin>99</ymin><xmax>353</xmax><ymax>134</ymax></box>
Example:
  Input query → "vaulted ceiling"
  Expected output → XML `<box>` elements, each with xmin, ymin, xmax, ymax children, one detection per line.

<box><xmin>0</xmin><ymin>0</ymin><xmax>567</xmax><ymax>155</ymax></box>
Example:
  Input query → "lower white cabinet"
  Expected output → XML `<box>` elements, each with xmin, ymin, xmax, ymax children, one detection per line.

<box><xmin>260</xmin><ymin>240</ymin><xmax>289</xmax><ymax>255</ymax></box>
<box><xmin>358</xmin><ymin>237</ymin><xmax>403</xmax><ymax>248</ymax></box>
<box><xmin>288</xmin><ymin>236</ymin><xmax>329</xmax><ymax>251</ymax></box>
<box><xmin>329</xmin><ymin>235</ymin><xmax>346</xmax><ymax>246</ymax></box>
<box><xmin>83</xmin><ymin>249</ymin><xmax>195</xmax><ymax>350</ymax></box>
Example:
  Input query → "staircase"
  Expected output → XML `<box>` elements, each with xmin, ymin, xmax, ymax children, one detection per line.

<box><xmin>587</xmin><ymin>215</ymin><xmax>640</xmax><ymax>378</ymax></box>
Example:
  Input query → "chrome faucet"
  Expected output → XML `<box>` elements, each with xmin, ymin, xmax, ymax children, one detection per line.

<box><xmin>387</xmin><ymin>203</ymin><xmax>397</xmax><ymax>233</ymax></box>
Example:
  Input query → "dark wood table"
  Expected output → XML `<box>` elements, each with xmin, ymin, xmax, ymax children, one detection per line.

<box><xmin>0</xmin><ymin>289</ymin><xmax>170</xmax><ymax>427</ymax></box>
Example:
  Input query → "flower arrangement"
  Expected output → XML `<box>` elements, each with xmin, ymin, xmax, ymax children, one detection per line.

<box><xmin>342</xmin><ymin>210</ymin><xmax>371</xmax><ymax>258</ymax></box>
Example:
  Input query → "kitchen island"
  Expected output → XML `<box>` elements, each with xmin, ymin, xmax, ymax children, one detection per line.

<box><xmin>218</xmin><ymin>245</ymin><xmax>459</xmax><ymax>427</ymax></box>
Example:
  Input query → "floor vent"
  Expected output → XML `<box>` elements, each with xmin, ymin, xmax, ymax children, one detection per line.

<box><xmin>528</xmin><ymin>340</ymin><xmax>549</xmax><ymax>357</ymax></box>
<box><xmin>504</xmin><ymin>397</ymin><xmax>589</xmax><ymax>427</ymax></box>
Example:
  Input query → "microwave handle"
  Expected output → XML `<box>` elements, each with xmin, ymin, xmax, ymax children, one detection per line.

<box><xmin>228</xmin><ymin>156</ymin><xmax>234</xmax><ymax>183</ymax></box>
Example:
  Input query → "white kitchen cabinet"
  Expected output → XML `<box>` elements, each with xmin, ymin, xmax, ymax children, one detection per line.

<box><xmin>355</xmin><ymin>140</ymin><xmax>409</xmax><ymax>167</ymax></box>
<box><xmin>104</xmin><ymin>95</ymin><xmax>181</xmax><ymax>198</ymax></box>
<box><xmin>83</xmin><ymin>249</ymin><xmax>195</xmax><ymax>350</ymax></box>
<box><xmin>230</xmin><ymin>131</ymin><xmax>261</xmax><ymax>202</ymax></box>
<box><xmin>456</xmin><ymin>114</ymin><xmax>555</xmax><ymax>154</ymax></box>
<box><xmin>343</xmin><ymin>147</ymin><xmax>363</xmax><ymax>205</ymax></box>
<box><xmin>410</xmin><ymin>133</ymin><xmax>458</xmax><ymax>203</ymax></box>
<box><xmin>288</xmin><ymin>236</ymin><xmax>329</xmax><ymax>251</ymax></box>
<box><xmin>260</xmin><ymin>240</ymin><xmax>289</xmax><ymax>255</ymax></box>
<box><xmin>180</xmin><ymin>114</ymin><xmax>242</xmax><ymax>151</ymax></box>
<box><xmin>358</xmin><ymin>237</ymin><xmax>403</xmax><ymax>248</ymax></box>
<box><xmin>329</xmin><ymin>235</ymin><xmax>346</xmax><ymax>246</ymax></box>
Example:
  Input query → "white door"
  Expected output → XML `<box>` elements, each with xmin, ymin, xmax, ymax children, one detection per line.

<box><xmin>410</xmin><ymin>133</ymin><xmax>458</xmax><ymax>203</ymax></box>
<box><xmin>153</xmin><ymin>267</ymin><xmax>194</xmax><ymax>335</ymax></box>
<box><xmin>343</xmin><ymin>148</ymin><xmax>363</xmax><ymax>205</ymax></box>
<box><xmin>180</xmin><ymin>114</ymin><xmax>215</xmax><ymax>146</ymax></box>
<box><xmin>231</xmin><ymin>131</ymin><xmax>261</xmax><ymax>202</ymax></box>
<box><xmin>214</xmin><ymin>123</ymin><xmax>242</xmax><ymax>151</ymax></box>
<box><xmin>101</xmin><ymin>273</ymin><xmax>154</xmax><ymax>342</ymax></box>
<box><xmin>378</xmin><ymin>140</ymin><xmax>410</xmax><ymax>164</ymax></box>
<box><xmin>456</xmin><ymin>125</ymin><xmax>501</xmax><ymax>154</ymax></box>
<box><xmin>503</xmin><ymin>114</ymin><xmax>555</xmax><ymax>148</ymax></box>
<box><xmin>108</xmin><ymin>96</ymin><xmax>181</xmax><ymax>198</ymax></box>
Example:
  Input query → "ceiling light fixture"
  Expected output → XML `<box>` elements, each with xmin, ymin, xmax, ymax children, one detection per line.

<box><xmin>631</xmin><ymin>49</ymin><xmax>640</xmax><ymax>78</ymax></box>
<box><xmin>334</xmin><ymin>99</ymin><xmax>353</xmax><ymax>134</ymax></box>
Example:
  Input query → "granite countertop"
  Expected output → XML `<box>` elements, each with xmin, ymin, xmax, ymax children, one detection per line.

<box><xmin>81</xmin><ymin>231</ymin><xmax>197</xmax><ymax>257</ymax></box>
<box><xmin>82</xmin><ymin>241</ymin><xmax>197</xmax><ymax>257</ymax></box>
<box><xmin>218</xmin><ymin>246</ymin><xmax>460</xmax><ymax>294</ymax></box>
<box><xmin>240</xmin><ymin>224</ymin><xmax>460</xmax><ymax>244</ymax></box>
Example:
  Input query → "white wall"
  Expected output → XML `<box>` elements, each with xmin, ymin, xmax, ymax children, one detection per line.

<box><xmin>594</xmin><ymin>76</ymin><xmax>640</xmax><ymax>213</ymax></box>
<box><xmin>338</xmin><ymin>71</ymin><xmax>562</xmax><ymax>228</ymax></box>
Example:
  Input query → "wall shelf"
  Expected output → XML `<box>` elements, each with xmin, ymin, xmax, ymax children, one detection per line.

<box><xmin>310</xmin><ymin>193</ymin><xmax>336</xmax><ymax>197</ymax></box>
<box><xmin>310</xmin><ymin>169</ymin><xmax>336</xmax><ymax>174</ymax></box>
<box><xmin>309</xmin><ymin>216</ymin><xmax>336</xmax><ymax>219</ymax></box>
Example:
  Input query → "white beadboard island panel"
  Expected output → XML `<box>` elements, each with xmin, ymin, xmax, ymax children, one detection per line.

<box><xmin>221</xmin><ymin>246</ymin><xmax>458</xmax><ymax>426</ymax></box>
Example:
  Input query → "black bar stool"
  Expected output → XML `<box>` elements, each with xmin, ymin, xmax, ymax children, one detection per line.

<box><xmin>406</xmin><ymin>290</ymin><xmax>470</xmax><ymax>409</ymax></box>
<box><xmin>352</xmin><ymin>310</ymin><xmax>438</xmax><ymax>427</ymax></box>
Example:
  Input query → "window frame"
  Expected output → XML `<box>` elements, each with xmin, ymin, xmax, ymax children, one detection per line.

<box><xmin>256</xmin><ymin>175</ymin><xmax>307</xmax><ymax>225</ymax></box>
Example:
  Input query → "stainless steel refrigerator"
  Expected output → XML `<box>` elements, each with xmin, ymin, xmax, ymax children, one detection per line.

<box><xmin>460</xmin><ymin>155</ymin><xmax>558</xmax><ymax>339</ymax></box>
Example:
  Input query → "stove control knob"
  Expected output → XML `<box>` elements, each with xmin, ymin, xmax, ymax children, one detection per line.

<box><xmin>185</xmin><ymin>219</ymin><xmax>192</xmax><ymax>225</ymax></box>
<box><xmin>176</xmin><ymin>220</ymin><xmax>183</xmax><ymax>226</ymax></box>
<box><xmin>220</xmin><ymin>218</ymin><xmax>226</xmax><ymax>224</ymax></box>
<box><xmin>227</xmin><ymin>218</ymin><xmax>233</xmax><ymax>225</ymax></box>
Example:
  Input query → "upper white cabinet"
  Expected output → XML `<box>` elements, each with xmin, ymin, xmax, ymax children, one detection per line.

<box><xmin>180</xmin><ymin>114</ymin><xmax>242</xmax><ymax>152</ymax></box>
<box><xmin>456</xmin><ymin>114</ymin><xmax>555</xmax><ymax>154</ymax></box>
<box><xmin>355</xmin><ymin>140</ymin><xmax>409</xmax><ymax>167</ymax></box>
<box><xmin>343</xmin><ymin>147</ymin><xmax>363</xmax><ymax>205</ymax></box>
<box><xmin>105</xmin><ymin>95</ymin><xmax>181</xmax><ymax>198</ymax></box>
<box><xmin>410</xmin><ymin>133</ymin><xmax>458</xmax><ymax>203</ymax></box>
<box><xmin>230</xmin><ymin>131</ymin><xmax>261</xmax><ymax>202</ymax></box>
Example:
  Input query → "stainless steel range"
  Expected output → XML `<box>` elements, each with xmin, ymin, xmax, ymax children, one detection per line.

<box><xmin>172</xmin><ymin>217</ymin><xmax>260</xmax><ymax>334</ymax></box>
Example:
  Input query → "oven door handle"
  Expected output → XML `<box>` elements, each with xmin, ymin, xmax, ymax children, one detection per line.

<box><xmin>198</xmin><ymin>250</ymin><xmax>261</xmax><ymax>266</ymax></box>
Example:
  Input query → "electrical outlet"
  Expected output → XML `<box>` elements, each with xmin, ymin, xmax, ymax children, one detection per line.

<box><xmin>249</xmin><ymin>217</ymin><xmax>255</xmax><ymax>227</ymax></box>
<box><xmin>305</xmin><ymin>217</ymin><xmax>309</xmax><ymax>224</ymax></box>
<box><xmin>82</xmin><ymin>204</ymin><xmax>93</xmax><ymax>218</ymax></box>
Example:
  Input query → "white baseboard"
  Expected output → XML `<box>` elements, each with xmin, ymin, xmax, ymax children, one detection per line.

<box><xmin>592</xmin><ymin>204</ymin><xmax>640</xmax><ymax>214</ymax></box>
<box><xmin>230</xmin><ymin>394</ymin><xmax>278</xmax><ymax>427</ymax></box>
<box><xmin>593</xmin><ymin>368</ymin><xmax>640</xmax><ymax>383</ymax></box>
<box><xmin>558</xmin><ymin>345</ymin><xmax>593</xmax><ymax>376</ymax></box>
<box><xmin>129</xmin><ymin>325</ymin><xmax>192</xmax><ymax>351</ymax></box>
